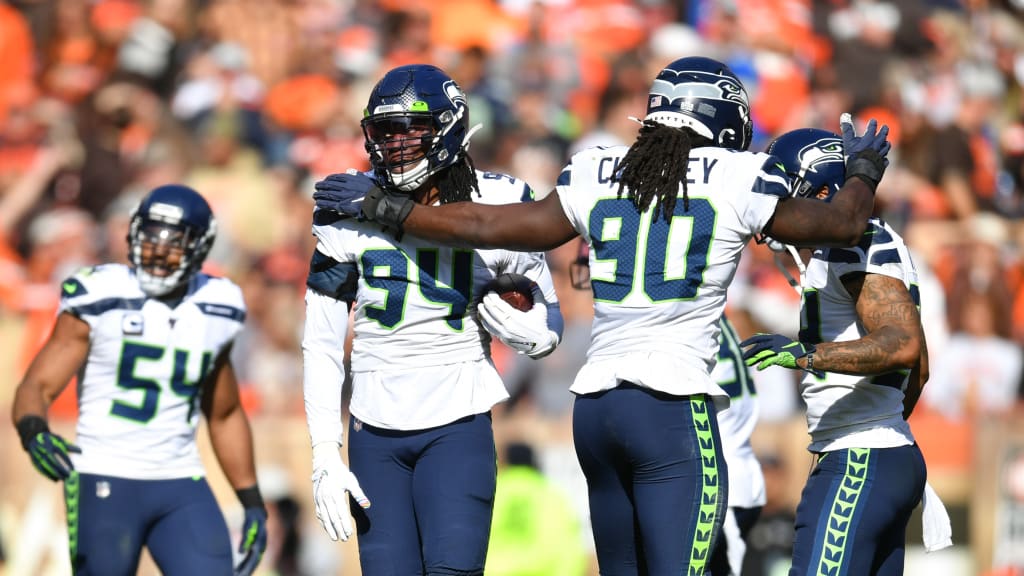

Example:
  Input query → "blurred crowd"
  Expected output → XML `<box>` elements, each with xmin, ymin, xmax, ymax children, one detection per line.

<box><xmin>2</xmin><ymin>0</ymin><xmax>1024</xmax><ymax>574</ymax></box>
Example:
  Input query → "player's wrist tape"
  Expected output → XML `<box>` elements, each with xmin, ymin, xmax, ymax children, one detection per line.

<box><xmin>845</xmin><ymin>149</ymin><xmax>886</xmax><ymax>193</ymax></box>
<box><xmin>364</xmin><ymin>187</ymin><xmax>413</xmax><ymax>229</ymax></box>
<box><xmin>16</xmin><ymin>415</ymin><xmax>50</xmax><ymax>450</ymax></box>
<box><xmin>236</xmin><ymin>485</ymin><xmax>266</xmax><ymax>511</ymax></box>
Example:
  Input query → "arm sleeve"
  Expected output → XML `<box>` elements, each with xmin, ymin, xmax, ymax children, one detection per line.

<box><xmin>302</xmin><ymin>288</ymin><xmax>350</xmax><ymax>447</ymax></box>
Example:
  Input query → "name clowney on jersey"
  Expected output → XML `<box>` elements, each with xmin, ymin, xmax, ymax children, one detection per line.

<box><xmin>556</xmin><ymin>145</ymin><xmax>787</xmax><ymax>401</ymax></box>
<box><xmin>799</xmin><ymin>218</ymin><xmax>918</xmax><ymax>452</ymax></box>
<box><xmin>58</xmin><ymin>264</ymin><xmax>245</xmax><ymax>480</ymax></box>
<box><xmin>307</xmin><ymin>170</ymin><xmax>559</xmax><ymax>430</ymax></box>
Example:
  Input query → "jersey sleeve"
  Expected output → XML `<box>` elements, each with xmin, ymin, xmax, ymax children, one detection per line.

<box><xmin>824</xmin><ymin>220</ymin><xmax>907</xmax><ymax>283</ymax></box>
<box><xmin>738</xmin><ymin>152</ymin><xmax>789</xmax><ymax>235</ymax></box>
<box><xmin>302</xmin><ymin>288</ymin><xmax>349</xmax><ymax>446</ymax></box>
<box><xmin>308</xmin><ymin>211</ymin><xmax>360</xmax><ymax>302</ymax></box>
<box><xmin>57</xmin><ymin>265</ymin><xmax>143</xmax><ymax>330</ymax></box>
<box><xmin>554</xmin><ymin>154</ymin><xmax>588</xmax><ymax>238</ymax></box>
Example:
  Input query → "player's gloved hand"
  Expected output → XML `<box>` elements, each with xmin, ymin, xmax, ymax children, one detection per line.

<box><xmin>313</xmin><ymin>172</ymin><xmax>413</xmax><ymax>230</ymax></box>
<box><xmin>477</xmin><ymin>293</ymin><xmax>559</xmax><ymax>359</ymax></box>
<box><xmin>840</xmin><ymin>113</ymin><xmax>890</xmax><ymax>193</ymax></box>
<box><xmin>17</xmin><ymin>415</ymin><xmax>81</xmax><ymax>482</ymax></box>
<box><xmin>740</xmin><ymin>333</ymin><xmax>824</xmax><ymax>377</ymax></box>
<box><xmin>234</xmin><ymin>486</ymin><xmax>268</xmax><ymax>576</ymax></box>
<box><xmin>311</xmin><ymin>442</ymin><xmax>370</xmax><ymax>542</ymax></box>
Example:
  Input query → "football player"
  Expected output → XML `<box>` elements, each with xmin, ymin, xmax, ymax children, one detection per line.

<box><xmin>311</xmin><ymin>56</ymin><xmax>890</xmax><ymax>574</ymax></box>
<box><xmin>301</xmin><ymin>64</ymin><xmax>562</xmax><ymax>575</ymax></box>
<box><xmin>12</xmin><ymin>185</ymin><xmax>267</xmax><ymax>576</ymax></box>
<box><xmin>741</xmin><ymin>128</ymin><xmax>930</xmax><ymax>575</ymax></box>
<box><xmin>709</xmin><ymin>315</ymin><xmax>765</xmax><ymax>576</ymax></box>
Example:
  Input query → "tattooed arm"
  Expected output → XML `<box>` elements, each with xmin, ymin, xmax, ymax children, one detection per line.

<box><xmin>796</xmin><ymin>272</ymin><xmax>925</xmax><ymax>376</ymax></box>
<box><xmin>902</xmin><ymin>338</ymin><xmax>929</xmax><ymax>419</ymax></box>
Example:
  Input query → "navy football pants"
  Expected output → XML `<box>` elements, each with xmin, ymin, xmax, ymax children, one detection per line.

<box><xmin>347</xmin><ymin>412</ymin><xmax>496</xmax><ymax>576</ymax></box>
<box><xmin>573</xmin><ymin>384</ymin><xmax>728</xmax><ymax>576</ymax></box>
<box><xmin>790</xmin><ymin>444</ymin><xmax>926</xmax><ymax>576</ymax></box>
<box><xmin>64</xmin><ymin>473</ymin><xmax>232</xmax><ymax>575</ymax></box>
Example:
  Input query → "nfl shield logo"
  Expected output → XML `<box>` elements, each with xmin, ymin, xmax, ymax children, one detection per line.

<box><xmin>353</xmin><ymin>418</ymin><xmax>363</xmax><ymax>432</ymax></box>
<box><xmin>649</xmin><ymin>95</ymin><xmax>663</xmax><ymax>108</ymax></box>
<box><xmin>122</xmin><ymin>313</ymin><xmax>144</xmax><ymax>335</ymax></box>
<box><xmin>96</xmin><ymin>481</ymin><xmax>111</xmax><ymax>499</ymax></box>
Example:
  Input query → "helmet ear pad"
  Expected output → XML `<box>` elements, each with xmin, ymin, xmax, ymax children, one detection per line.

<box><xmin>128</xmin><ymin>184</ymin><xmax>216</xmax><ymax>296</ymax></box>
<box><xmin>644</xmin><ymin>56</ymin><xmax>753</xmax><ymax>151</ymax></box>
<box><xmin>766</xmin><ymin>128</ymin><xmax>846</xmax><ymax>202</ymax></box>
<box><xmin>362</xmin><ymin>64</ymin><xmax>471</xmax><ymax>191</ymax></box>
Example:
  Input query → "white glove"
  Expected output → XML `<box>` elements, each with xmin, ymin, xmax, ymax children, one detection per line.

<box><xmin>311</xmin><ymin>442</ymin><xmax>370</xmax><ymax>542</ymax></box>
<box><xmin>478</xmin><ymin>292</ymin><xmax>558</xmax><ymax>358</ymax></box>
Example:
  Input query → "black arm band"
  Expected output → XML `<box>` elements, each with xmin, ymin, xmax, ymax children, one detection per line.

<box><xmin>364</xmin><ymin>187</ymin><xmax>414</xmax><ymax>230</ymax></box>
<box><xmin>845</xmin><ymin>149</ymin><xmax>886</xmax><ymax>194</ymax></box>
<box><xmin>236</xmin><ymin>485</ymin><xmax>266</xmax><ymax>510</ymax></box>
<box><xmin>16</xmin><ymin>415</ymin><xmax>50</xmax><ymax>450</ymax></box>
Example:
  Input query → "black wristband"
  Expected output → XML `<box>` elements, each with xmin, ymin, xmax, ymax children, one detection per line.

<box><xmin>845</xmin><ymin>149</ymin><xmax>886</xmax><ymax>193</ymax></box>
<box><xmin>363</xmin><ymin>187</ymin><xmax>414</xmax><ymax>230</ymax></box>
<box><xmin>16</xmin><ymin>415</ymin><xmax>50</xmax><ymax>450</ymax></box>
<box><xmin>236</xmin><ymin>485</ymin><xmax>266</xmax><ymax>511</ymax></box>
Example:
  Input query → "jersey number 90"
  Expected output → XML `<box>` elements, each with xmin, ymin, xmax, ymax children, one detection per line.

<box><xmin>589</xmin><ymin>197</ymin><xmax>716</xmax><ymax>302</ymax></box>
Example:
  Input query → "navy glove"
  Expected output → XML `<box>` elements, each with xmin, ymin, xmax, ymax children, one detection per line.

<box><xmin>740</xmin><ymin>333</ymin><xmax>824</xmax><ymax>378</ymax></box>
<box><xmin>313</xmin><ymin>172</ymin><xmax>413</xmax><ymax>231</ymax></box>
<box><xmin>17</xmin><ymin>415</ymin><xmax>81</xmax><ymax>482</ymax></box>
<box><xmin>840</xmin><ymin>113</ymin><xmax>890</xmax><ymax>193</ymax></box>
<box><xmin>234</xmin><ymin>487</ymin><xmax>268</xmax><ymax>576</ymax></box>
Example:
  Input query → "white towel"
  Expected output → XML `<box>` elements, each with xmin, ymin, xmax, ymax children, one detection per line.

<box><xmin>921</xmin><ymin>481</ymin><xmax>953</xmax><ymax>552</ymax></box>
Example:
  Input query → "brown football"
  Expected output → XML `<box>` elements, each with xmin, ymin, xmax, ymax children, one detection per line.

<box><xmin>485</xmin><ymin>273</ymin><xmax>535</xmax><ymax>312</ymax></box>
<box><xmin>499</xmin><ymin>290</ymin><xmax>533</xmax><ymax>312</ymax></box>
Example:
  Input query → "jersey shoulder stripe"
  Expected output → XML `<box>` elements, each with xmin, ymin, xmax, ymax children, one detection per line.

<box><xmin>195</xmin><ymin>302</ymin><xmax>245</xmax><ymax>322</ymax></box>
<box><xmin>60</xmin><ymin>264</ymin><xmax>145</xmax><ymax>317</ymax></box>
<box><xmin>71</xmin><ymin>297</ymin><xmax>147</xmax><ymax>317</ymax></box>
<box><xmin>821</xmin><ymin>218</ymin><xmax>912</xmax><ymax>278</ymax></box>
<box><xmin>307</xmin><ymin>249</ymin><xmax>359</xmax><ymax>301</ymax></box>
<box><xmin>751</xmin><ymin>154</ymin><xmax>791</xmax><ymax>198</ymax></box>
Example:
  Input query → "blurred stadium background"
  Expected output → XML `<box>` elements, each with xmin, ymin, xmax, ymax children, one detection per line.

<box><xmin>1</xmin><ymin>0</ymin><xmax>1024</xmax><ymax>574</ymax></box>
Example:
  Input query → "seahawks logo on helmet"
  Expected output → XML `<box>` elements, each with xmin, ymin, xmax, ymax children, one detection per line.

<box><xmin>796</xmin><ymin>137</ymin><xmax>843</xmax><ymax>180</ymax></box>
<box><xmin>443</xmin><ymin>80</ymin><xmax>467</xmax><ymax>110</ymax></box>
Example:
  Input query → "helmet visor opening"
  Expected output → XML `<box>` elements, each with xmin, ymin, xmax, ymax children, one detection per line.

<box><xmin>138</xmin><ymin>222</ymin><xmax>191</xmax><ymax>277</ymax></box>
<box><xmin>363</xmin><ymin>114</ymin><xmax>436</xmax><ymax>171</ymax></box>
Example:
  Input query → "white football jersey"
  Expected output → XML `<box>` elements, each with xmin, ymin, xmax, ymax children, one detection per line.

<box><xmin>58</xmin><ymin>264</ymin><xmax>245</xmax><ymax>480</ymax></box>
<box><xmin>712</xmin><ymin>316</ymin><xmax>765</xmax><ymax>508</ymax></box>
<box><xmin>799</xmin><ymin>218</ymin><xmax>918</xmax><ymax>452</ymax></box>
<box><xmin>310</xmin><ymin>170</ymin><xmax>558</xmax><ymax>430</ymax></box>
<box><xmin>556</xmin><ymin>145</ymin><xmax>786</xmax><ymax>400</ymax></box>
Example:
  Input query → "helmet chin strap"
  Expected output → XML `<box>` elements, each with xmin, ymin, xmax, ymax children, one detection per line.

<box><xmin>461</xmin><ymin>123</ymin><xmax>483</xmax><ymax>151</ymax></box>
<box><xmin>772</xmin><ymin>243</ymin><xmax>807</xmax><ymax>297</ymax></box>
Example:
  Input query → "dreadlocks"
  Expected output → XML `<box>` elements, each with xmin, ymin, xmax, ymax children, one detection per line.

<box><xmin>616</xmin><ymin>121</ymin><xmax>712</xmax><ymax>220</ymax></box>
<box><xmin>437</xmin><ymin>154</ymin><xmax>481</xmax><ymax>205</ymax></box>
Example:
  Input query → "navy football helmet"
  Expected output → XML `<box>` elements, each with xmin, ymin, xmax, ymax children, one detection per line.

<box><xmin>767</xmin><ymin>128</ymin><xmax>845</xmax><ymax>202</ymax></box>
<box><xmin>361</xmin><ymin>64</ymin><xmax>472</xmax><ymax>192</ymax></box>
<box><xmin>645</xmin><ymin>56</ymin><xmax>752</xmax><ymax>151</ymax></box>
<box><xmin>128</xmin><ymin>184</ymin><xmax>216</xmax><ymax>297</ymax></box>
